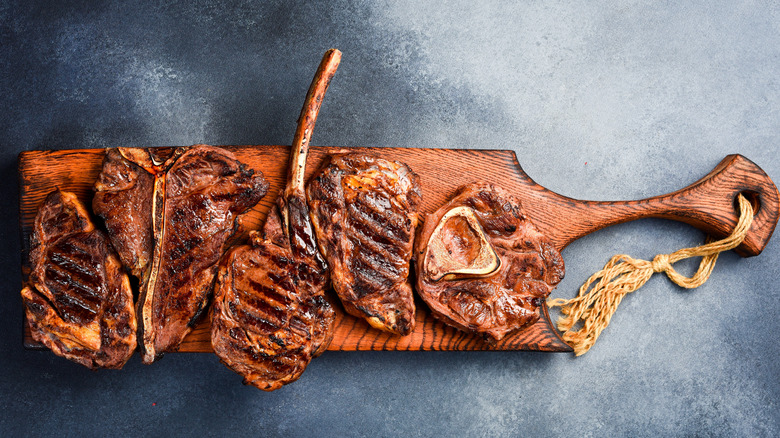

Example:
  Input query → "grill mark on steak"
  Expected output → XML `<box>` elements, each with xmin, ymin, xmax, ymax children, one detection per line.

<box><xmin>266</xmin><ymin>269</ymin><xmax>297</xmax><ymax>292</ymax></box>
<box><xmin>21</xmin><ymin>190</ymin><xmax>137</xmax><ymax>369</ymax></box>
<box><xmin>235</xmin><ymin>278</ymin><xmax>291</xmax><ymax>322</ymax></box>
<box><xmin>355</xmin><ymin>247</ymin><xmax>402</xmax><ymax>277</ymax></box>
<box><xmin>347</xmin><ymin>197</ymin><xmax>397</xmax><ymax>239</ymax></box>
<box><xmin>50</xmin><ymin>237</ymin><xmax>94</xmax><ymax>264</ymax></box>
<box><xmin>349</xmin><ymin>194</ymin><xmax>410</xmax><ymax>242</ymax></box>
<box><xmin>46</xmin><ymin>270</ymin><xmax>100</xmax><ymax>309</ymax></box>
<box><xmin>230</xmin><ymin>297</ymin><xmax>284</xmax><ymax>334</ymax></box>
<box><xmin>346</xmin><ymin>217</ymin><xmax>402</xmax><ymax>261</ymax></box>
<box><xmin>235</xmin><ymin>298</ymin><xmax>286</xmax><ymax>329</ymax></box>
<box><xmin>349</xmin><ymin>256</ymin><xmax>395</xmax><ymax>299</ymax></box>
<box><xmin>247</xmin><ymin>279</ymin><xmax>293</xmax><ymax>306</ymax></box>
<box><xmin>45</xmin><ymin>260</ymin><xmax>102</xmax><ymax>303</ymax></box>
<box><xmin>415</xmin><ymin>182</ymin><xmax>565</xmax><ymax>342</ymax></box>
<box><xmin>43</xmin><ymin>234</ymin><xmax>110</xmax><ymax>325</ymax></box>
<box><xmin>307</xmin><ymin>153</ymin><xmax>421</xmax><ymax>336</ymax></box>
<box><xmin>345</xmin><ymin>203</ymin><xmax>405</xmax><ymax>256</ymax></box>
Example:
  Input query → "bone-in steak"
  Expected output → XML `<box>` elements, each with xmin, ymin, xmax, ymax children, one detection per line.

<box><xmin>211</xmin><ymin>201</ymin><xmax>334</xmax><ymax>390</ymax></box>
<box><xmin>415</xmin><ymin>183</ymin><xmax>565</xmax><ymax>341</ymax></box>
<box><xmin>307</xmin><ymin>153</ymin><xmax>421</xmax><ymax>335</ymax></box>
<box><xmin>93</xmin><ymin>145</ymin><xmax>268</xmax><ymax>364</ymax></box>
<box><xmin>21</xmin><ymin>190</ymin><xmax>137</xmax><ymax>369</ymax></box>
<box><xmin>211</xmin><ymin>49</ymin><xmax>340</xmax><ymax>390</ymax></box>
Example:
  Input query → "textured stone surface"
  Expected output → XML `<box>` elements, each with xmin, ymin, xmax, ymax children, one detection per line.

<box><xmin>2</xmin><ymin>1</ymin><xmax>779</xmax><ymax>436</ymax></box>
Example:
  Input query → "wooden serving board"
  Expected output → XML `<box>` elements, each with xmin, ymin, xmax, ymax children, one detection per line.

<box><xmin>19</xmin><ymin>146</ymin><xmax>780</xmax><ymax>353</ymax></box>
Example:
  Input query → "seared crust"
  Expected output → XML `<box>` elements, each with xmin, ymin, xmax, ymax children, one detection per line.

<box><xmin>137</xmin><ymin>145</ymin><xmax>269</xmax><ymax>363</ymax></box>
<box><xmin>211</xmin><ymin>207</ymin><xmax>334</xmax><ymax>391</ymax></box>
<box><xmin>307</xmin><ymin>153</ymin><xmax>421</xmax><ymax>335</ymax></box>
<box><xmin>96</xmin><ymin>145</ymin><xmax>268</xmax><ymax>364</ymax></box>
<box><xmin>22</xmin><ymin>190</ymin><xmax>137</xmax><ymax>369</ymax></box>
<box><xmin>93</xmin><ymin>148</ymin><xmax>155</xmax><ymax>279</ymax></box>
<box><xmin>415</xmin><ymin>183</ymin><xmax>565</xmax><ymax>341</ymax></box>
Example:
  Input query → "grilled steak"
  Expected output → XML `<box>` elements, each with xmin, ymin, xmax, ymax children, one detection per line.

<box><xmin>211</xmin><ymin>49</ymin><xmax>339</xmax><ymax>390</ymax></box>
<box><xmin>94</xmin><ymin>145</ymin><xmax>268</xmax><ymax>364</ymax></box>
<box><xmin>21</xmin><ymin>190</ymin><xmax>136</xmax><ymax>369</ymax></box>
<box><xmin>307</xmin><ymin>154</ymin><xmax>421</xmax><ymax>335</ymax></box>
<box><xmin>415</xmin><ymin>183</ymin><xmax>565</xmax><ymax>341</ymax></box>
<box><xmin>211</xmin><ymin>203</ymin><xmax>334</xmax><ymax>390</ymax></box>
<box><xmin>93</xmin><ymin>148</ymin><xmax>156</xmax><ymax>279</ymax></box>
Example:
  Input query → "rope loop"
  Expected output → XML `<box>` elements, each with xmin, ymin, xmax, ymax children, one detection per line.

<box><xmin>548</xmin><ymin>194</ymin><xmax>755</xmax><ymax>356</ymax></box>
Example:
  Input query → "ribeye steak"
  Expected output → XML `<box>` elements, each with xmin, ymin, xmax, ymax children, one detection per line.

<box><xmin>307</xmin><ymin>153</ymin><xmax>421</xmax><ymax>335</ymax></box>
<box><xmin>21</xmin><ymin>190</ymin><xmax>137</xmax><ymax>369</ymax></box>
<box><xmin>211</xmin><ymin>49</ymin><xmax>339</xmax><ymax>390</ymax></box>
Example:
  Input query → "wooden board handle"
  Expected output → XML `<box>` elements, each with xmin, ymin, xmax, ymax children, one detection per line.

<box><xmin>522</xmin><ymin>154</ymin><xmax>779</xmax><ymax>256</ymax></box>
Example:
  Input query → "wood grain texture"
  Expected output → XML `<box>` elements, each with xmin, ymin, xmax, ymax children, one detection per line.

<box><xmin>508</xmin><ymin>154</ymin><xmax>779</xmax><ymax>257</ymax></box>
<box><xmin>19</xmin><ymin>147</ymin><xmax>779</xmax><ymax>353</ymax></box>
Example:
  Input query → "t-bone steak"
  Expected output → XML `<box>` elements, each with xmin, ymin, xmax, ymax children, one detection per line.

<box><xmin>93</xmin><ymin>145</ymin><xmax>268</xmax><ymax>363</ymax></box>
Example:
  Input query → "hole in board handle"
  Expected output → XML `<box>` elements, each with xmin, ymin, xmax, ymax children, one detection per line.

<box><xmin>735</xmin><ymin>191</ymin><xmax>761</xmax><ymax>216</ymax></box>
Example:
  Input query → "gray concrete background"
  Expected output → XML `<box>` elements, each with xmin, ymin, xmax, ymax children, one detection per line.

<box><xmin>2</xmin><ymin>1</ymin><xmax>778</xmax><ymax>436</ymax></box>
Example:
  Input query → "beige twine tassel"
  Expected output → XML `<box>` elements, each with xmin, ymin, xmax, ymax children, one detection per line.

<box><xmin>547</xmin><ymin>194</ymin><xmax>755</xmax><ymax>356</ymax></box>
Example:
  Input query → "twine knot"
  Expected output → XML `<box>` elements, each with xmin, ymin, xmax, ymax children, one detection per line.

<box><xmin>651</xmin><ymin>253</ymin><xmax>671</xmax><ymax>273</ymax></box>
<box><xmin>547</xmin><ymin>194</ymin><xmax>755</xmax><ymax>356</ymax></box>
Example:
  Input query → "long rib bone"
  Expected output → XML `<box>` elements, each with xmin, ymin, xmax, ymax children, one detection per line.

<box><xmin>284</xmin><ymin>49</ymin><xmax>342</xmax><ymax>203</ymax></box>
<box><xmin>279</xmin><ymin>48</ymin><xmax>341</xmax><ymax>265</ymax></box>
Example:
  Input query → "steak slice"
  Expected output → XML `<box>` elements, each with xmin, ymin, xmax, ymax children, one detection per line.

<box><xmin>21</xmin><ymin>190</ymin><xmax>136</xmax><ymax>369</ymax></box>
<box><xmin>94</xmin><ymin>144</ymin><xmax>268</xmax><ymax>364</ymax></box>
<box><xmin>415</xmin><ymin>183</ymin><xmax>565</xmax><ymax>341</ymax></box>
<box><xmin>212</xmin><ymin>49</ymin><xmax>339</xmax><ymax>390</ymax></box>
<box><xmin>307</xmin><ymin>153</ymin><xmax>421</xmax><ymax>335</ymax></box>
<box><xmin>93</xmin><ymin>148</ymin><xmax>156</xmax><ymax>279</ymax></box>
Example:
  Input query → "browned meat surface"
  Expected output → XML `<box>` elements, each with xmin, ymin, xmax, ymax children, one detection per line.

<box><xmin>307</xmin><ymin>154</ymin><xmax>421</xmax><ymax>335</ymax></box>
<box><xmin>21</xmin><ymin>190</ymin><xmax>136</xmax><ymax>369</ymax></box>
<box><xmin>140</xmin><ymin>146</ymin><xmax>268</xmax><ymax>363</ymax></box>
<box><xmin>93</xmin><ymin>148</ymin><xmax>155</xmax><ymax>279</ymax></box>
<box><xmin>94</xmin><ymin>145</ymin><xmax>268</xmax><ymax>364</ymax></box>
<box><xmin>415</xmin><ymin>183</ymin><xmax>565</xmax><ymax>341</ymax></box>
<box><xmin>212</xmin><ymin>203</ymin><xmax>334</xmax><ymax>390</ymax></box>
<box><xmin>211</xmin><ymin>49</ymin><xmax>340</xmax><ymax>391</ymax></box>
